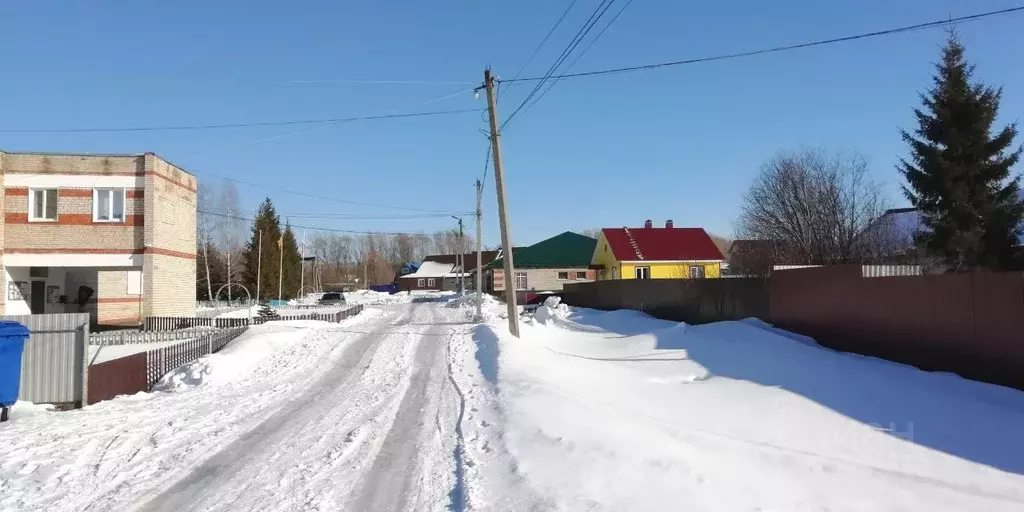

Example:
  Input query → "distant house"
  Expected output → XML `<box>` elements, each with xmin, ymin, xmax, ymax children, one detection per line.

<box><xmin>592</xmin><ymin>220</ymin><xmax>725</xmax><ymax>279</ymax></box>
<box><xmin>393</xmin><ymin>262</ymin><xmax>420</xmax><ymax>283</ymax></box>
<box><xmin>398</xmin><ymin>261</ymin><xmax>455</xmax><ymax>292</ymax></box>
<box><xmin>484</xmin><ymin>232</ymin><xmax>597</xmax><ymax>294</ymax></box>
<box><xmin>399</xmin><ymin>251</ymin><xmax>500</xmax><ymax>292</ymax></box>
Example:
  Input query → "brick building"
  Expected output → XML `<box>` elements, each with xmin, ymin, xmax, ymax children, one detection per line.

<box><xmin>0</xmin><ymin>151</ymin><xmax>197</xmax><ymax>325</ymax></box>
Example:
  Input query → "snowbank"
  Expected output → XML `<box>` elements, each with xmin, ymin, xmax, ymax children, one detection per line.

<box><xmin>154</xmin><ymin>313</ymin><xmax>379</xmax><ymax>391</ymax></box>
<box><xmin>450</xmin><ymin>302</ymin><xmax>1024</xmax><ymax>511</ymax></box>
<box><xmin>345</xmin><ymin>290</ymin><xmax>413</xmax><ymax>305</ymax></box>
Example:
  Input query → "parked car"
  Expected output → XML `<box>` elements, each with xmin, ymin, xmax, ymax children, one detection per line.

<box><xmin>318</xmin><ymin>292</ymin><xmax>346</xmax><ymax>306</ymax></box>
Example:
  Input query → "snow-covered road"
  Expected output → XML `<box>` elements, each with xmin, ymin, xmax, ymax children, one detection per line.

<box><xmin>1</xmin><ymin>302</ymin><xmax>470</xmax><ymax>512</ymax></box>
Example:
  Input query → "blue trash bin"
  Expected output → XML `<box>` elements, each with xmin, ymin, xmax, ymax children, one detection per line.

<box><xmin>0</xmin><ymin>321</ymin><xmax>31</xmax><ymax>422</ymax></box>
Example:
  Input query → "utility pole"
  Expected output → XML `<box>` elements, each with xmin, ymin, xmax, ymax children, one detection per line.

<box><xmin>484</xmin><ymin>68</ymin><xmax>520</xmax><ymax>337</ymax></box>
<box><xmin>299</xmin><ymin>229</ymin><xmax>306</xmax><ymax>300</ymax></box>
<box><xmin>475</xmin><ymin>180</ymin><xmax>483</xmax><ymax>320</ymax></box>
<box><xmin>256</xmin><ymin>230</ymin><xmax>262</xmax><ymax>302</ymax></box>
<box><xmin>452</xmin><ymin>216</ymin><xmax>465</xmax><ymax>294</ymax></box>
<box><xmin>277</xmin><ymin>234</ymin><xmax>284</xmax><ymax>301</ymax></box>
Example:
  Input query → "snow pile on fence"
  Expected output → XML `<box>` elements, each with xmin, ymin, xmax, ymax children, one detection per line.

<box><xmin>153</xmin><ymin>313</ymin><xmax>376</xmax><ymax>391</ymax></box>
<box><xmin>448</xmin><ymin>301</ymin><xmax>1024</xmax><ymax>511</ymax></box>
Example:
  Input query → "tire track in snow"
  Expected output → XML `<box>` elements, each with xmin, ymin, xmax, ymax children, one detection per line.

<box><xmin>135</xmin><ymin>306</ymin><xmax>416</xmax><ymax>511</ymax></box>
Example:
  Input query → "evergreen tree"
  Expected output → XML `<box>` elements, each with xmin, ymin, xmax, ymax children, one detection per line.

<box><xmin>281</xmin><ymin>223</ymin><xmax>302</xmax><ymax>299</ymax></box>
<box><xmin>242</xmin><ymin>198</ymin><xmax>284</xmax><ymax>301</ymax></box>
<box><xmin>899</xmin><ymin>32</ymin><xmax>1023</xmax><ymax>271</ymax></box>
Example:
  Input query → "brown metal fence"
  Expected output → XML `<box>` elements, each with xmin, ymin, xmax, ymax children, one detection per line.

<box><xmin>87</xmin><ymin>353</ymin><xmax>147</xmax><ymax>404</ymax></box>
<box><xmin>770</xmin><ymin>266</ymin><xmax>1024</xmax><ymax>389</ymax></box>
<box><xmin>562</xmin><ymin>279</ymin><xmax>770</xmax><ymax>324</ymax></box>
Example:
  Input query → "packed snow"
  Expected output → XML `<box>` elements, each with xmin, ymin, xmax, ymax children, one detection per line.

<box><xmin>446</xmin><ymin>300</ymin><xmax>1024</xmax><ymax>511</ymax></box>
<box><xmin>88</xmin><ymin>340</ymin><xmax>182</xmax><ymax>365</ymax></box>
<box><xmin>5</xmin><ymin>296</ymin><xmax>1024</xmax><ymax>512</ymax></box>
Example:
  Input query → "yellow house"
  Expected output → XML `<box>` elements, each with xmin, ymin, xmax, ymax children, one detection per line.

<box><xmin>592</xmin><ymin>220</ymin><xmax>725</xmax><ymax>280</ymax></box>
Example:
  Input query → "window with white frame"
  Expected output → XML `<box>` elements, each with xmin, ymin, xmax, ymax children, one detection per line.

<box><xmin>576</xmin><ymin>271</ymin><xmax>588</xmax><ymax>280</ymax></box>
<box><xmin>94</xmin><ymin>188</ymin><xmax>126</xmax><ymax>222</ymax></box>
<box><xmin>689</xmin><ymin>265</ymin><xmax>706</xmax><ymax>279</ymax></box>
<box><xmin>557</xmin><ymin>271</ymin><xmax>570</xmax><ymax>280</ymax></box>
<box><xmin>634</xmin><ymin>266</ymin><xmax>651</xmax><ymax>279</ymax></box>
<box><xmin>515</xmin><ymin>272</ymin><xmax>528</xmax><ymax>290</ymax></box>
<box><xmin>427</xmin><ymin>278</ymin><xmax>436</xmax><ymax>287</ymax></box>
<box><xmin>29</xmin><ymin>189</ymin><xmax>58</xmax><ymax>221</ymax></box>
<box><xmin>417</xmin><ymin>278</ymin><xmax>425</xmax><ymax>287</ymax></box>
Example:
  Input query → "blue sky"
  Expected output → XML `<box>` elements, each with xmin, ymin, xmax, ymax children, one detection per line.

<box><xmin>2</xmin><ymin>0</ymin><xmax>1022</xmax><ymax>246</ymax></box>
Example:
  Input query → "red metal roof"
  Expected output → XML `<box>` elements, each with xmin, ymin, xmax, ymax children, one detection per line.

<box><xmin>601</xmin><ymin>227</ymin><xmax>724</xmax><ymax>261</ymax></box>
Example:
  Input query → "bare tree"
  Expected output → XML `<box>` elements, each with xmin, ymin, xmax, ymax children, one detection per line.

<box><xmin>577</xmin><ymin>228</ymin><xmax>602</xmax><ymax>239</ymax></box>
<box><xmin>214</xmin><ymin>180</ymin><xmax>245</xmax><ymax>300</ymax></box>
<box><xmin>196</xmin><ymin>183</ymin><xmax>216</xmax><ymax>301</ymax></box>
<box><xmin>737</xmin><ymin>148</ymin><xmax>888</xmax><ymax>266</ymax></box>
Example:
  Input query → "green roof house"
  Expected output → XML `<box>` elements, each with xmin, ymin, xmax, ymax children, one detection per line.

<box><xmin>484</xmin><ymin>231</ymin><xmax>597</xmax><ymax>293</ymax></box>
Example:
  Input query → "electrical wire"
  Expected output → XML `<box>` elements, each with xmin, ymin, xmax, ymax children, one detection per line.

<box><xmin>199</xmin><ymin>209</ymin><xmax>461</xmax><ymax>236</ymax></box>
<box><xmin>501</xmin><ymin>6</ymin><xmax>1024</xmax><ymax>84</ymax></box>
<box><xmin>200</xmin><ymin>209</ymin><xmax>473</xmax><ymax>220</ymax></box>
<box><xmin>0</xmin><ymin>108</ymin><xmax>482</xmax><ymax>133</ymax></box>
<box><xmin>500</xmin><ymin>0</ymin><xmax>617</xmax><ymax>131</ymax></box>
<box><xmin>194</xmin><ymin>170</ymin><xmax>465</xmax><ymax>214</ymax></box>
<box><xmin>505</xmin><ymin>0</ymin><xmax>582</xmax><ymax>89</ymax></box>
<box><xmin>520</xmin><ymin>0</ymin><xmax>634</xmax><ymax>117</ymax></box>
<box><xmin>480</xmin><ymin>141</ymin><xmax>493</xmax><ymax>188</ymax></box>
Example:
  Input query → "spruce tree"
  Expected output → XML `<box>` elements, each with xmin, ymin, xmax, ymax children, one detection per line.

<box><xmin>242</xmin><ymin>198</ymin><xmax>283</xmax><ymax>301</ymax></box>
<box><xmin>281</xmin><ymin>223</ymin><xmax>302</xmax><ymax>299</ymax></box>
<box><xmin>899</xmin><ymin>32</ymin><xmax>1023</xmax><ymax>271</ymax></box>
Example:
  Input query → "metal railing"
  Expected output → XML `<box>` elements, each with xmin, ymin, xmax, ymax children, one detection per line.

<box><xmin>143</xmin><ymin>305</ymin><xmax>364</xmax><ymax>331</ymax></box>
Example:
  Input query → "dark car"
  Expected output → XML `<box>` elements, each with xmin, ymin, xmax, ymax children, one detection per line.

<box><xmin>318</xmin><ymin>292</ymin><xmax>346</xmax><ymax>306</ymax></box>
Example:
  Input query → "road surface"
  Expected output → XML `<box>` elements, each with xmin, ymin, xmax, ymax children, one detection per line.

<box><xmin>138</xmin><ymin>302</ymin><xmax>468</xmax><ymax>512</ymax></box>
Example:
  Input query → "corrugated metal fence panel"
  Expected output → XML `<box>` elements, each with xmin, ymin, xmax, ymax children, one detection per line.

<box><xmin>87</xmin><ymin>353</ymin><xmax>147</xmax><ymax>404</ymax></box>
<box><xmin>4</xmin><ymin>313</ymin><xmax>91</xmax><ymax>404</ymax></box>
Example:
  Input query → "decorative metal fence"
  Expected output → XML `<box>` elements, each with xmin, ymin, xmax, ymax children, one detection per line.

<box><xmin>143</xmin><ymin>305</ymin><xmax>363</xmax><ymax>331</ymax></box>
<box><xmin>88</xmin><ymin>326</ymin><xmax>249</xmax><ymax>403</ymax></box>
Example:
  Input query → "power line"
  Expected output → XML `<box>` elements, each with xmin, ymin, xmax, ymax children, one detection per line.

<box><xmin>201</xmin><ymin>209</ymin><xmax>473</xmax><ymax>219</ymax></box>
<box><xmin>0</xmin><ymin>107</ymin><xmax>482</xmax><ymax>133</ymax></box>
<box><xmin>521</xmin><ymin>0</ymin><xmax>634</xmax><ymax>117</ymax></box>
<box><xmin>199</xmin><ymin>209</ymin><xmax>462</xmax><ymax>236</ymax></box>
<box><xmin>501</xmin><ymin>6</ymin><xmax>1024</xmax><ymax>84</ymax></box>
<box><xmin>507</xmin><ymin>0</ymin><xmax>582</xmax><ymax>85</ymax></box>
<box><xmin>194</xmin><ymin>169</ymin><xmax>465</xmax><ymax>214</ymax></box>
<box><xmin>500</xmin><ymin>0</ymin><xmax>618</xmax><ymax>130</ymax></box>
<box><xmin>480</xmin><ymin>141</ymin><xmax>492</xmax><ymax>188</ymax></box>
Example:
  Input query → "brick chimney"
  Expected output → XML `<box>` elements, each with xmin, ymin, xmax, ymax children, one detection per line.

<box><xmin>644</xmin><ymin>219</ymin><xmax>653</xmax><ymax>229</ymax></box>
<box><xmin>666</xmin><ymin>219</ymin><xmax>674</xmax><ymax>228</ymax></box>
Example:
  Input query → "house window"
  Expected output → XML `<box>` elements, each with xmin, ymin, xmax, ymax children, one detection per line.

<box><xmin>94</xmin><ymin>188</ymin><xmax>126</xmax><ymax>222</ymax></box>
<box><xmin>29</xmin><ymin>267</ymin><xmax>49</xmax><ymax>278</ymax></box>
<box><xmin>417</xmin><ymin>278</ymin><xmax>425</xmax><ymax>287</ymax></box>
<box><xmin>635</xmin><ymin>267</ymin><xmax>651</xmax><ymax>279</ymax></box>
<box><xmin>576</xmin><ymin>271</ymin><xmax>588</xmax><ymax>280</ymax></box>
<box><xmin>557</xmin><ymin>271</ymin><xmax>570</xmax><ymax>280</ymax></box>
<box><xmin>29</xmin><ymin>189</ymin><xmax>58</xmax><ymax>221</ymax></box>
<box><xmin>514</xmin><ymin>272</ymin><xmax>528</xmax><ymax>290</ymax></box>
<box><xmin>689</xmin><ymin>265</ymin><xmax>706</xmax><ymax>279</ymax></box>
<box><xmin>427</xmin><ymin>278</ymin><xmax>436</xmax><ymax>287</ymax></box>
